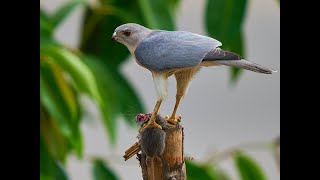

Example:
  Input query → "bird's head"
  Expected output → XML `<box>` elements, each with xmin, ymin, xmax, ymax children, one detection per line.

<box><xmin>112</xmin><ymin>23</ymin><xmax>152</xmax><ymax>53</ymax></box>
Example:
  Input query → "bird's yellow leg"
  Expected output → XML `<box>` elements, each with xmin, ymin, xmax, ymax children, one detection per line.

<box><xmin>139</xmin><ymin>99</ymin><xmax>163</xmax><ymax>133</ymax></box>
<box><xmin>166</xmin><ymin>95</ymin><xmax>182</xmax><ymax>125</ymax></box>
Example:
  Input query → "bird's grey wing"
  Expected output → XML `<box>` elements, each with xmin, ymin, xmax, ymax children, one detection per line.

<box><xmin>203</xmin><ymin>48</ymin><xmax>242</xmax><ymax>60</ymax></box>
<box><xmin>203</xmin><ymin>48</ymin><xmax>274</xmax><ymax>74</ymax></box>
<box><xmin>134</xmin><ymin>30</ymin><xmax>222</xmax><ymax>71</ymax></box>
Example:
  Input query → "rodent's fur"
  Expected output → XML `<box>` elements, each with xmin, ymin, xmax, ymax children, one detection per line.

<box><xmin>138</xmin><ymin>114</ymin><xmax>167</xmax><ymax>180</ymax></box>
<box><xmin>140</xmin><ymin>126</ymin><xmax>166</xmax><ymax>157</ymax></box>
<box><xmin>140</xmin><ymin>115</ymin><xmax>167</xmax><ymax>157</ymax></box>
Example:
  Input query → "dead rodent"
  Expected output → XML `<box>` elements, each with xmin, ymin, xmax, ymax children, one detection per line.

<box><xmin>135</xmin><ymin>113</ymin><xmax>167</xmax><ymax>168</ymax></box>
<box><xmin>137</xmin><ymin>114</ymin><xmax>167</xmax><ymax>158</ymax></box>
<box><xmin>141</xmin><ymin>126</ymin><xmax>166</xmax><ymax>159</ymax></box>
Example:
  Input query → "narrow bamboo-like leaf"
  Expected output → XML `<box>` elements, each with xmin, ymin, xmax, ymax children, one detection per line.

<box><xmin>111</xmin><ymin>70</ymin><xmax>145</xmax><ymax>126</ymax></box>
<box><xmin>40</xmin><ymin>35</ymin><xmax>58</xmax><ymax>49</ymax></box>
<box><xmin>100</xmin><ymin>104</ymin><xmax>117</xmax><ymax>144</ymax></box>
<box><xmin>234</xmin><ymin>152</ymin><xmax>267</xmax><ymax>180</ymax></box>
<box><xmin>52</xmin><ymin>162</ymin><xmax>68</xmax><ymax>180</ymax></box>
<box><xmin>79</xmin><ymin>55</ymin><xmax>119</xmax><ymax>143</ymax></box>
<box><xmin>92</xmin><ymin>159</ymin><xmax>119</xmax><ymax>180</ymax></box>
<box><xmin>229</xmin><ymin>32</ymin><xmax>245</xmax><ymax>83</ymax></box>
<box><xmin>40</xmin><ymin>135</ymin><xmax>69</xmax><ymax>180</ymax></box>
<box><xmin>81</xmin><ymin>55</ymin><xmax>144</xmax><ymax>144</ymax></box>
<box><xmin>80</xmin><ymin>55</ymin><xmax>120</xmax><ymax>114</ymax></box>
<box><xmin>205</xmin><ymin>0</ymin><xmax>247</xmax><ymax>45</ymax></box>
<box><xmin>166</xmin><ymin>0</ymin><xmax>181</xmax><ymax>16</ymax></box>
<box><xmin>186</xmin><ymin>160</ymin><xmax>229</xmax><ymax>180</ymax></box>
<box><xmin>40</xmin><ymin>63</ymin><xmax>73</xmax><ymax>138</ymax></box>
<box><xmin>205</xmin><ymin>0</ymin><xmax>247</xmax><ymax>82</ymax></box>
<box><xmin>41</xmin><ymin>46</ymin><xmax>102</xmax><ymax>104</ymax></box>
<box><xmin>40</xmin><ymin>105</ymin><xmax>69</xmax><ymax>162</ymax></box>
<box><xmin>81</xmin><ymin>55</ymin><xmax>144</xmax><ymax>126</ymax></box>
<box><xmin>51</xmin><ymin>63</ymin><xmax>79</xmax><ymax>121</ymax></box>
<box><xmin>138</xmin><ymin>0</ymin><xmax>175</xmax><ymax>30</ymax></box>
<box><xmin>230</xmin><ymin>67</ymin><xmax>242</xmax><ymax>84</ymax></box>
<box><xmin>40</xmin><ymin>62</ymin><xmax>83</xmax><ymax>156</ymax></box>
<box><xmin>40</xmin><ymin>9</ymin><xmax>53</xmax><ymax>37</ymax></box>
<box><xmin>51</xmin><ymin>0</ymin><xmax>86</xmax><ymax>28</ymax></box>
<box><xmin>42</xmin><ymin>47</ymin><xmax>116</xmax><ymax>144</ymax></box>
<box><xmin>40</xmin><ymin>135</ymin><xmax>55</xmax><ymax>178</ymax></box>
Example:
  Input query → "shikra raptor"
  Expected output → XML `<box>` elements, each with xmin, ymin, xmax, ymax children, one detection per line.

<box><xmin>112</xmin><ymin>23</ymin><xmax>275</xmax><ymax>130</ymax></box>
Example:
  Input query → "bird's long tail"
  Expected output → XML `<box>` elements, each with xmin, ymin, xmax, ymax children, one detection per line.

<box><xmin>215</xmin><ymin>59</ymin><xmax>276</xmax><ymax>74</ymax></box>
<box><xmin>203</xmin><ymin>48</ymin><xmax>276</xmax><ymax>74</ymax></box>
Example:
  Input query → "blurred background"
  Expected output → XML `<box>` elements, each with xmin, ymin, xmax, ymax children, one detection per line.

<box><xmin>40</xmin><ymin>0</ymin><xmax>279</xmax><ymax>179</ymax></box>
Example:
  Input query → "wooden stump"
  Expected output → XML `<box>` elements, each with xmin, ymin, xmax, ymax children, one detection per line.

<box><xmin>138</xmin><ymin>122</ymin><xmax>186</xmax><ymax>180</ymax></box>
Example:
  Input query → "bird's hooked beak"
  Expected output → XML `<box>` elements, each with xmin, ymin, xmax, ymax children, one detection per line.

<box><xmin>112</xmin><ymin>32</ymin><xmax>118</xmax><ymax>42</ymax></box>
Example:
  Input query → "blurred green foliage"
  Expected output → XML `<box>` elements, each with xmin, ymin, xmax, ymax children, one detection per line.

<box><xmin>186</xmin><ymin>151</ymin><xmax>268</xmax><ymax>180</ymax></box>
<box><xmin>186</xmin><ymin>160</ymin><xmax>229</xmax><ymax>180</ymax></box>
<box><xmin>205</xmin><ymin>0</ymin><xmax>247</xmax><ymax>83</ymax></box>
<box><xmin>40</xmin><ymin>0</ymin><xmax>278</xmax><ymax>179</ymax></box>
<box><xmin>234</xmin><ymin>152</ymin><xmax>267</xmax><ymax>180</ymax></box>
<box><xmin>92</xmin><ymin>159</ymin><xmax>119</xmax><ymax>180</ymax></box>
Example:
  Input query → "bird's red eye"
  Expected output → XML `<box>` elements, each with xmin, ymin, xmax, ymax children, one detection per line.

<box><xmin>124</xmin><ymin>31</ymin><xmax>131</xmax><ymax>36</ymax></box>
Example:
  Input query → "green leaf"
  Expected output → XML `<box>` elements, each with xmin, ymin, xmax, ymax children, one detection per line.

<box><xmin>40</xmin><ymin>62</ymin><xmax>83</xmax><ymax>157</ymax></box>
<box><xmin>41</xmin><ymin>46</ymin><xmax>117</xmax><ymax>144</ymax></box>
<box><xmin>51</xmin><ymin>0</ymin><xmax>86</xmax><ymax>29</ymax></box>
<box><xmin>92</xmin><ymin>159</ymin><xmax>119</xmax><ymax>180</ymax></box>
<box><xmin>234</xmin><ymin>152</ymin><xmax>267</xmax><ymax>180</ymax></box>
<box><xmin>230</xmin><ymin>67</ymin><xmax>242</xmax><ymax>84</ymax></box>
<box><xmin>40</xmin><ymin>9</ymin><xmax>53</xmax><ymax>37</ymax></box>
<box><xmin>205</xmin><ymin>0</ymin><xmax>247</xmax><ymax>45</ymax></box>
<box><xmin>79</xmin><ymin>54</ymin><xmax>119</xmax><ymax>143</ymax></box>
<box><xmin>40</xmin><ymin>135</ymin><xmax>69</xmax><ymax>180</ymax></box>
<box><xmin>229</xmin><ymin>32</ymin><xmax>245</xmax><ymax>83</ymax></box>
<box><xmin>138</xmin><ymin>0</ymin><xmax>176</xmax><ymax>30</ymax></box>
<box><xmin>186</xmin><ymin>160</ymin><xmax>229</xmax><ymax>180</ymax></box>
<box><xmin>112</xmin><ymin>70</ymin><xmax>145</xmax><ymax>126</ymax></box>
<box><xmin>81</xmin><ymin>55</ymin><xmax>144</xmax><ymax>134</ymax></box>
<box><xmin>205</xmin><ymin>0</ymin><xmax>247</xmax><ymax>82</ymax></box>
<box><xmin>40</xmin><ymin>135</ymin><xmax>55</xmax><ymax>178</ymax></box>
<box><xmin>40</xmin><ymin>35</ymin><xmax>58</xmax><ymax>49</ymax></box>
<box><xmin>41</xmin><ymin>46</ymin><xmax>102</xmax><ymax>103</ymax></box>
<box><xmin>40</xmin><ymin>105</ymin><xmax>70</xmax><ymax>162</ymax></box>
<box><xmin>166</xmin><ymin>0</ymin><xmax>181</xmax><ymax>16</ymax></box>
<box><xmin>52</xmin><ymin>163</ymin><xmax>68</xmax><ymax>180</ymax></box>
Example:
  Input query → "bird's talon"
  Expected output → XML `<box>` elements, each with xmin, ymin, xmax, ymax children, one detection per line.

<box><xmin>149</xmin><ymin>121</ymin><xmax>162</xmax><ymax>129</ymax></box>
<box><xmin>166</xmin><ymin>116</ymin><xmax>180</xmax><ymax>125</ymax></box>
<box><xmin>139</xmin><ymin>120</ymin><xmax>162</xmax><ymax>133</ymax></box>
<box><xmin>168</xmin><ymin>119</ymin><xmax>178</xmax><ymax>125</ymax></box>
<box><xmin>177</xmin><ymin>114</ymin><xmax>182</xmax><ymax>122</ymax></box>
